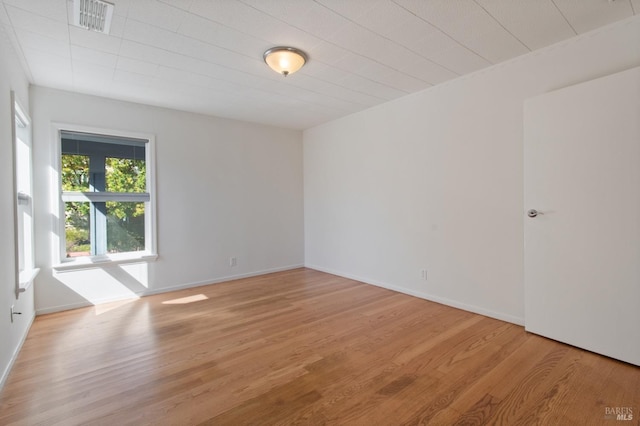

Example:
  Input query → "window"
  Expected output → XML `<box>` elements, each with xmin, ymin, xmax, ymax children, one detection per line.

<box><xmin>12</xmin><ymin>93</ymin><xmax>38</xmax><ymax>294</ymax></box>
<box><xmin>58</xmin><ymin>129</ymin><xmax>156</xmax><ymax>263</ymax></box>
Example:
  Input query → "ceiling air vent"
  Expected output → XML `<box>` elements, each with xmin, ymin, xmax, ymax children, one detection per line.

<box><xmin>73</xmin><ymin>0</ymin><xmax>114</xmax><ymax>34</ymax></box>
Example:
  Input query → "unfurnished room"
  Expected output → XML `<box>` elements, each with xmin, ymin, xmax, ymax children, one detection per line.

<box><xmin>0</xmin><ymin>0</ymin><xmax>639</xmax><ymax>424</ymax></box>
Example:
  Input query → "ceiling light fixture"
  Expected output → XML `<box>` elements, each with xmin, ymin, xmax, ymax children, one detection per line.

<box><xmin>263</xmin><ymin>47</ymin><xmax>308</xmax><ymax>77</ymax></box>
<box><xmin>73</xmin><ymin>0</ymin><xmax>114</xmax><ymax>34</ymax></box>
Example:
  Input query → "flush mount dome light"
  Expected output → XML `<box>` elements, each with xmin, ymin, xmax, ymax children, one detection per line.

<box><xmin>263</xmin><ymin>47</ymin><xmax>307</xmax><ymax>77</ymax></box>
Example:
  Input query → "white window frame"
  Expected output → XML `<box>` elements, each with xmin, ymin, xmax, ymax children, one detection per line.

<box><xmin>12</xmin><ymin>92</ymin><xmax>39</xmax><ymax>296</ymax></box>
<box><xmin>51</xmin><ymin>123</ymin><xmax>158</xmax><ymax>271</ymax></box>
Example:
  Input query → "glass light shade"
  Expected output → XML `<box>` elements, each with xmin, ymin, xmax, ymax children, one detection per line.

<box><xmin>263</xmin><ymin>47</ymin><xmax>307</xmax><ymax>76</ymax></box>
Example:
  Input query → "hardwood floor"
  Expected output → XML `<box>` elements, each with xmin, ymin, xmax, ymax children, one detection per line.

<box><xmin>1</xmin><ymin>268</ymin><xmax>638</xmax><ymax>425</ymax></box>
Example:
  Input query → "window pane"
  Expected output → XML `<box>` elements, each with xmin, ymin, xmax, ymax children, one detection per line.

<box><xmin>21</xmin><ymin>206</ymin><xmax>33</xmax><ymax>270</ymax></box>
<box><xmin>65</xmin><ymin>202</ymin><xmax>91</xmax><ymax>257</ymax></box>
<box><xmin>60</xmin><ymin>130</ymin><xmax>152</xmax><ymax>259</ymax></box>
<box><xmin>17</xmin><ymin>205</ymin><xmax>25</xmax><ymax>271</ymax></box>
<box><xmin>61</xmin><ymin>154</ymin><xmax>90</xmax><ymax>191</ymax></box>
<box><xmin>105</xmin><ymin>158</ymin><xmax>146</xmax><ymax>193</ymax></box>
<box><xmin>106</xmin><ymin>201</ymin><xmax>145</xmax><ymax>253</ymax></box>
<box><xmin>16</xmin><ymin>136</ymin><xmax>31</xmax><ymax>194</ymax></box>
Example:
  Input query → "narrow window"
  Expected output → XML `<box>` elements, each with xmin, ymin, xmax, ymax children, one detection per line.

<box><xmin>12</xmin><ymin>94</ymin><xmax>38</xmax><ymax>295</ymax></box>
<box><xmin>60</xmin><ymin>130</ymin><xmax>153</xmax><ymax>259</ymax></box>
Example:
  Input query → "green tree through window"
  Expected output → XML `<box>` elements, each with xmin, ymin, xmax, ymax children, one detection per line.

<box><xmin>62</xmin><ymin>155</ymin><xmax>90</xmax><ymax>255</ymax></box>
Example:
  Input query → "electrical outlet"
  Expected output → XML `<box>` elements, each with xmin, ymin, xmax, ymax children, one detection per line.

<box><xmin>229</xmin><ymin>257</ymin><xmax>237</xmax><ymax>267</ymax></box>
<box><xmin>10</xmin><ymin>305</ymin><xmax>21</xmax><ymax>323</ymax></box>
<box><xmin>421</xmin><ymin>269</ymin><xmax>428</xmax><ymax>280</ymax></box>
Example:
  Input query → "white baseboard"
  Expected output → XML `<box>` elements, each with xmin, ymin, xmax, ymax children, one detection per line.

<box><xmin>36</xmin><ymin>264</ymin><xmax>305</xmax><ymax>315</ymax></box>
<box><xmin>0</xmin><ymin>312</ymin><xmax>36</xmax><ymax>390</ymax></box>
<box><xmin>142</xmin><ymin>263</ymin><xmax>306</xmax><ymax>297</ymax></box>
<box><xmin>36</xmin><ymin>300</ymin><xmax>95</xmax><ymax>315</ymax></box>
<box><xmin>305</xmin><ymin>264</ymin><xmax>524</xmax><ymax>326</ymax></box>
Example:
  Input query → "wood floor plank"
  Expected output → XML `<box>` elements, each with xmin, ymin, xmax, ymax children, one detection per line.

<box><xmin>1</xmin><ymin>268</ymin><xmax>638</xmax><ymax>425</ymax></box>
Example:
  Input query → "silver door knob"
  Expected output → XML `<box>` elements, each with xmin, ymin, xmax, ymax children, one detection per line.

<box><xmin>527</xmin><ymin>209</ymin><xmax>542</xmax><ymax>218</ymax></box>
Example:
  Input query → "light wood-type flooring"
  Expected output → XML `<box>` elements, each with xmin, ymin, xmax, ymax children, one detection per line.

<box><xmin>1</xmin><ymin>268</ymin><xmax>638</xmax><ymax>425</ymax></box>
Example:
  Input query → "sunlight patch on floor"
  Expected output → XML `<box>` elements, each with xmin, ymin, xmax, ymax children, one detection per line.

<box><xmin>162</xmin><ymin>294</ymin><xmax>209</xmax><ymax>305</ymax></box>
<box><xmin>94</xmin><ymin>297</ymin><xmax>139</xmax><ymax>315</ymax></box>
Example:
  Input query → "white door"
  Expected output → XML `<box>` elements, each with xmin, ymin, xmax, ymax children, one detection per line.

<box><xmin>524</xmin><ymin>67</ymin><xmax>640</xmax><ymax>366</ymax></box>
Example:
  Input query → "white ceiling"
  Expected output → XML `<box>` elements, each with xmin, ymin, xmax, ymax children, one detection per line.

<box><xmin>1</xmin><ymin>0</ymin><xmax>638</xmax><ymax>130</ymax></box>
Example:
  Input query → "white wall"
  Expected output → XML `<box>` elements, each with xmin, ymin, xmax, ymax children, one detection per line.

<box><xmin>32</xmin><ymin>87</ymin><xmax>304</xmax><ymax>313</ymax></box>
<box><xmin>0</xmin><ymin>23</ymin><xmax>33</xmax><ymax>386</ymax></box>
<box><xmin>304</xmin><ymin>16</ymin><xmax>640</xmax><ymax>325</ymax></box>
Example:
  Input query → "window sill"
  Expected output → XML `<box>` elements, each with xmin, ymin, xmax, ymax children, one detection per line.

<box><xmin>53</xmin><ymin>252</ymin><xmax>158</xmax><ymax>272</ymax></box>
<box><xmin>19</xmin><ymin>268</ymin><xmax>40</xmax><ymax>292</ymax></box>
